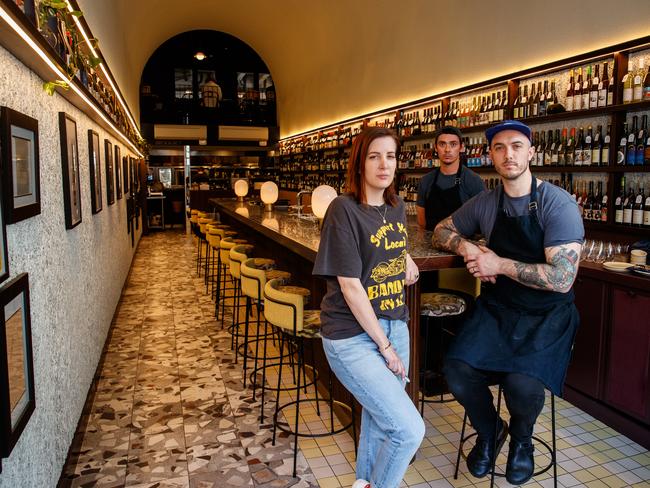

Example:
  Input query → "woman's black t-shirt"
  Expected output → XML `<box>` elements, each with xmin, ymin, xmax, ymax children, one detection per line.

<box><xmin>313</xmin><ymin>194</ymin><xmax>410</xmax><ymax>339</ymax></box>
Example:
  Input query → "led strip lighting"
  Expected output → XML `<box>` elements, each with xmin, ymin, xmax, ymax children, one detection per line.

<box><xmin>0</xmin><ymin>4</ymin><xmax>143</xmax><ymax>157</ymax></box>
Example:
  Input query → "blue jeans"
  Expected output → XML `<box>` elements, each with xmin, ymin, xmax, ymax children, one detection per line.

<box><xmin>322</xmin><ymin>319</ymin><xmax>425</xmax><ymax>488</ymax></box>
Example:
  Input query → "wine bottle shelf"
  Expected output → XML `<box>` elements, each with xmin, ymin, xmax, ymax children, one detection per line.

<box><xmin>468</xmin><ymin>165</ymin><xmax>650</xmax><ymax>174</ymax></box>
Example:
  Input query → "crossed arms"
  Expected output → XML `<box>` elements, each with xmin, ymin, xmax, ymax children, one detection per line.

<box><xmin>432</xmin><ymin>217</ymin><xmax>581</xmax><ymax>293</ymax></box>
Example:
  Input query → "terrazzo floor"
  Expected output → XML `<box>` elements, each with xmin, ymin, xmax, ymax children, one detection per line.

<box><xmin>59</xmin><ymin>231</ymin><xmax>650</xmax><ymax>488</ymax></box>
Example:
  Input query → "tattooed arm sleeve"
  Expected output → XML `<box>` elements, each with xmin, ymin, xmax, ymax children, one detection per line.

<box><xmin>498</xmin><ymin>243</ymin><xmax>582</xmax><ymax>293</ymax></box>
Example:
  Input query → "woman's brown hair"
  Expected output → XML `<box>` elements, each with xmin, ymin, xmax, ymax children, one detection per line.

<box><xmin>345</xmin><ymin>126</ymin><xmax>400</xmax><ymax>206</ymax></box>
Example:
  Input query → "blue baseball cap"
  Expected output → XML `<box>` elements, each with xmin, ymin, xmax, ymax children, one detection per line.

<box><xmin>485</xmin><ymin>120</ymin><xmax>532</xmax><ymax>145</ymax></box>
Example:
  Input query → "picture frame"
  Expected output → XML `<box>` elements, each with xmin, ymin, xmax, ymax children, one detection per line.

<box><xmin>58</xmin><ymin>113</ymin><xmax>82</xmax><ymax>229</ymax></box>
<box><xmin>87</xmin><ymin>130</ymin><xmax>102</xmax><ymax>214</ymax></box>
<box><xmin>0</xmin><ymin>180</ymin><xmax>8</xmax><ymax>285</ymax></box>
<box><xmin>122</xmin><ymin>156</ymin><xmax>129</xmax><ymax>195</ymax></box>
<box><xmin>0</xmin><ymin>273</ymin><xmax>35</xmax><ymax>458</ymax></box>
<box><xmin>105</xmin><ymin>140</ymin><xmax>114</xmax><ymax>206</ymax></box>
<box><xmin>0</xmin><ymin>107</ymin><xmax>41</xmax><ymax>224</ymax></box>
<box><xmin>114</xmin><ymin>145</ymin><xmax>122</xmax><ymax>200</ymax></box>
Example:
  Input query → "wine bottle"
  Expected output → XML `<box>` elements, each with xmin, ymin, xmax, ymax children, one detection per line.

<box><xmin>615</xmin><ymin>177</ymin><xmax>625</xmax><ymax>224</ymax></box>
<box><xmin>589</xmin><ymin>65</ymin><xmax>599</xmax><ymax>109</ymax></box>
<box><xmin>585</xmin><ymin>181</ymin><xmax>594</xmax><ymax>220</ymax></box>
<box><xmin>537</xmin><ymin>131</ymin><xmax>546</xmax><ymax>166</ymax></box>
<box><xmin>623</xmin><ymin>187</ymin><xmax>634</xmax><ymax>224</ymax></box>
<box><xmin>627</xmin><ymin>116</ymin><xmax>638</xmax><ymax>165</ymax></box>
<box><xmin>603</xmin><ymin>124</ymin><xmax>611</xmax><ymax>165</ymax></box>
<box><xmin>644</xmin><ymin>60</ymin><xmax>650</xmax><ymax>100</ymax></box>
<box><xmin>574</xmin><ymin>67</ymin><xmax>583</xmax><ymax>110</ymax></box>
<box><xmin>617</xmin><ymin>123</ymin><xmax>628</xmax><ymax>165</ymax></box>
<box><xmin>592</xmin><ymin>125</ymin><xmax>602</xmax><ymax>166</ymax></box>
<box><xmin>637</xmin><ymin>115</ymin><xmax>647</xmax><ymax>166</ymax></box>
<box><xmin>633</xmin><ymin>58</ymin><xmax>645</xmax><ymax>102</ymax></box>
<box><xmin>600</xmin><ymin>180</ymin><xmax>608</xmax><ymax>223</ymax></box>
<box><xmin>633</xmin><ymin>186</ymin><xmax>645</xmax><ymax>226</ymax></box>
<box><xmin>566</xmin><ymin>69</ymin><xmax>575</xmax><ymax>111</ymax></box>
<box><xmin>623</xmin><ymin>65</ymin><xmax>634</xmax><ymax>103</ymax></box>
<box><xmin>583</xmin><ymin>126</ymin><xmax>593</xmax><ymax>166</ymax></box>
<box><xmin>558</xmin><ymin>128</ymin><xmax>567</xmax><ymax>166</ymax></box>
<box><xmin>575</xmin><ymin>127</ymin><xmax>585</xmax><ymax>166</ymax></box>
<box><xmin>533</xmin><ymin>132</ymin><xmax>541</xmax><ymax>166</ymax></box>
<box><xmin>544</xmin><ymin>129</ymin><xmax>553</xmax><ymax>165</ymax></box>
<box><xmin>539</xmin><ymin>80</ymin><xmax>548</xmax><ymax>116</ymax></box>
<box><xmin>551</xmin><ymin>129</ymin><xmax>560</xmax><ymax>165</ymax></box>
<box><xmin>598</xmin><ymin>62</ymin><xmax>609</xmax><ymax>107</ymax></box>
<box><xmin>593</xmin><ymin>181</ymin><xmax>602</xmax><ymax>221</ymax></box>
<box><xmin>577</xmin><ymin>181</ymin><xmax>585</xmax><ymax>217</ymax></box>
<box><xmin>582</xmin><ymin>66</ymin><xmax>591</xmax><ymax>109</ymax></box>
<box><xmin>531</xmin><ymin>83</ymin><xmax>539</xmax><ymax>117</ymax></box>
<box><xmin>566</xmin><ymin>128</ymin><xmax>576</xmax><ymax>166</ymax></box>
<box><xmin>644</xmin><ymin>190</ymin><xmax>650</xmax><ymax>227</ymax></box>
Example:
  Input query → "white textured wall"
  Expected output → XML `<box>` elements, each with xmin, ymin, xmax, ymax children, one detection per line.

<box><xmin>0</xmin><ymin>44</ymin><xmax>141</xmax><ymax>487</ymax></box>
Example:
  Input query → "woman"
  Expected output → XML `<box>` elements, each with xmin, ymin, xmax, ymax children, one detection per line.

<box><xmin>313</xmin><ymin>127</ymin><xmax>424</xmax><ymax>488</ymax></box>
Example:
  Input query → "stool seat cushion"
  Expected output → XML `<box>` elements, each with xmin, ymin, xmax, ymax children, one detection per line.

<box><xmin>290</xmin><ymin>310</ymin><xmax>321</xmax><ymax>339</ymax></box>
<box><xmin>421</xmin><ymin>292</ymin><xmax>466</xmax><ymax>317</ymax></box>
<box><xmin>252</xmin><ymin>258</ymin><xmax>275</xmax><ymax>270</ymax></box>
<box><xmin>265</xmin><ymin>270</ymin><xmax>291</xmax><ymax>280</ymax></box>
<box><xmin>278</xmin><ymin>285</ymin><xmax>310</xmax><ymax>305</ymax></box>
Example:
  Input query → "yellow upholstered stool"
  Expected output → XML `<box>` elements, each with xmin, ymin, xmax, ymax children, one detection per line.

<box><xmin>264</xmin><ymin>278</ymin><xmax>356</xmax><ymax>477</ymax></box>
<box><xmin>217</xmin><ymin>236</ymin><xmax>248</xmax><ymax>321</ymax></box>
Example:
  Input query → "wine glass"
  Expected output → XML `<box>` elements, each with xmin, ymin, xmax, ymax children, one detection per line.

<box><xmin>605</xmin><ymin>242</ymin><xmax>615</xmax><ymax>262</ymax></box>
<box><xmin>594</xmin><ymin>241</ymin><xmax>606</xmax><ymax>263</ymax></box>
<box><xmin>582</xmin><ymin>239</ymin><xmax>595</xmax><ymax>262</ymax></box>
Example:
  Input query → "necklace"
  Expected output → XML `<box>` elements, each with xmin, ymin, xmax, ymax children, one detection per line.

<box><xmin>372</xmin><ymin>204</ymin><xmax>388</xmax><ymax>224</ymax></box>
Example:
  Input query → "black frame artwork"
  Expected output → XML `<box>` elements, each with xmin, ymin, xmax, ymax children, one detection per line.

<box><xmin>0</xmin><ymin>107</ymin><xmax>40</xmax><ymax>224</ymax></box>
<box><xmin>105</xmin><ymin>140</ymin><xmax>114</xmax><ymax>205</ymax></box>
<box><xmin>122</xmin><ymin>156</ymin><xmax>129</xmax><ymax>195</ymax></box>
<box><xmin>114</xmin><ymin>145</ymin><xmax>122</xmax><ymax>200</ymax></box>
<box><xmin>87</xmin><ymin>130</ymin><xmax>102</xmax><ymax>214</ymax></box>
<box><xmin>0</xmin><ymin>273</ymin><xmax>35</xmax><ymax>458</ymax></box>
<box><xmin>58</xmin><ymin>113</ymin><xmax>82</xmax><ymax>229</ymax></box>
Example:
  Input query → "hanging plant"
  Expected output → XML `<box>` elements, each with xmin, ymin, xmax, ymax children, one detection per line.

<box><xmin>37</xmin><ymin>0</ymin><xmax>101</xmax><ymax>94</ymax></box>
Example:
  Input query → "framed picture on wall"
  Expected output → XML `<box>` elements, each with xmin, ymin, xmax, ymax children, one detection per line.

<box><xmin>0</xmin><ymin>107</ymin><xmax>41</xmax><ymax>224</ymax></box>
<box><xmin>0</xmin><ymin>273</ymin><xmax>35</xmax><ymax>458</ymax></box>
<box><xmin>122</xmin><ymin>156</ymin><xmax>129</xmax><ymax>195</ymax></box>
<box><xmin>58</xmin><ymin>113</ymin><xmax>82</xmax><ymax>230</ymax></box>
<box><xmin>114</xmin><ymin>145</ymin><xmax>122</xmax><ymax>200</ymax></box>
<box><xmin>0</xmin><ymin>181</ymin><xmax>8</xmax><ymax>285</ymax></box>
<box><xmin>87</xmin><ymin>130</ymin><xmax>102</xmax><ymax>215</ymax></box>
<box><xmin>105</xmin><ymin>140</ymin><xmax>114</xmax><ymax>205</ymax></box>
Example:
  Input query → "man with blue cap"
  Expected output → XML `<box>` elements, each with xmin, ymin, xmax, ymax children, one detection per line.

<box><xmin>432</xmin><ymin>120</ymin><xmax>584</xmax><ymax>485</ymax></box>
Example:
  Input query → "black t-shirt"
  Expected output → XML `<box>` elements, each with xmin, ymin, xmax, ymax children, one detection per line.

<box><xmin>313</xmin><ymin>194</ymin><xmax>410</xmax><ymax>339</ymax></box>
<box><xmin>416</xmin><ymin>167</ymin><xmax>485</xmax><ymax>206</ymax></box>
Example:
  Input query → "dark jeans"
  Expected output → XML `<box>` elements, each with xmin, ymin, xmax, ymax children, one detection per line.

<box><xmin>444</xmin><ymin>359</ymin><xmax>545</xmax><ymax>443</ymax></box>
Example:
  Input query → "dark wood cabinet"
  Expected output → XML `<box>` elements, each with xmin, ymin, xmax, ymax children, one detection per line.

<box><xmin>605</xmin><ymin>286</ymin><xmax>650</xmax><ymax>422</ymax></box>
<box><xmin>566</xmin><ymin>276</ymin><xmax>608</xmax><ymax>398</ymax></box>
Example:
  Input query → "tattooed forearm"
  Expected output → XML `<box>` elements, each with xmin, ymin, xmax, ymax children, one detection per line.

<box><xmin>503</xmin><ymin>244</ymin><xmax>581</xmax><ymax>293</ymax></box>
<box><xmin>432</xmin><ymin>217</ymin><xmax>464</xmax><ymax>253</ymax></box>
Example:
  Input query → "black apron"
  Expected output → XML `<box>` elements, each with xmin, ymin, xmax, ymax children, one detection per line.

<box><xmin>447</xmin><ymin>177</ymin><xmax>579</xmax><ymax>395</ymax></box>
<box><xmin>425</xmin><ymin>165</ymin><xmax>463</xmax><ymax>231</ymax></box>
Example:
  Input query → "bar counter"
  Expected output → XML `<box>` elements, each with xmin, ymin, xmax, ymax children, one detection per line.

<box><xmin>211</xmin><ymin>198</ymin><xmax>463</xmax><ymax>403</ymax></box>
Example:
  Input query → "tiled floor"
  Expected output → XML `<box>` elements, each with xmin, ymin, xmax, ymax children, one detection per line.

<box><xmin>60</xmin><ymin>231</ymin><xmax>650</xmax><ymax>488</ymax></box>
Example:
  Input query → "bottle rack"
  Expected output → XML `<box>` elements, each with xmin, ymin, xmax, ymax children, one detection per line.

<box><xmin>277</xmin><ymin>36</ymin><xmax>650</xmax><ymax>239</ymax></box>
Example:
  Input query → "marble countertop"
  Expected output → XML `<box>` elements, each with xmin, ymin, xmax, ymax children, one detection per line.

<box><xmin>211</xmin><ymin>198</ymin><xmax>461</xmax><ymax>270</ymax></box>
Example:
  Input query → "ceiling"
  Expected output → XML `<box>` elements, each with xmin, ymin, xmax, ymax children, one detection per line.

<box><xmin>78</xmin><ymin>0</ymin><xmax>650</xmax><ymax>138</ymax></box>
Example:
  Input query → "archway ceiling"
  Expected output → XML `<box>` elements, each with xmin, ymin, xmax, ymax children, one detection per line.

<box><xmin>77</xmin><ymin>0</ymin><xmax>650</xmax><ymax>138</ymax></box>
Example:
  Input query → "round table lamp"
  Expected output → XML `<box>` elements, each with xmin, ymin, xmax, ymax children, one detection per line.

<box><xmin>312</xmin><ymin>185</ymin><xmax>338</xmax><ymax>224</ymax></box>
<box><xmin>234</xmin><ymin>179</ymin><xmax>249</xmax><ymax>202</ymax></box>
<box><xmin>260</xmin><ymin>181</ymin><xmax>279</xmax><ymax>212</ymax></box>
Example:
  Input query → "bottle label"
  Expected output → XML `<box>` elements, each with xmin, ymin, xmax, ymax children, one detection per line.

<box><xmin>615</xmin><ymin>196</ymin><xmax>622</xmax><ymax>206</ymax></box>
<box><xmin>617</xmin><ymin>149</ymin><xmax>626</xmax><ymax>164</ymax></box>
<box><xmin>615</xmin><ymin>209</ymin><xmax>623</xmax><ymax>223</ymax></box>
<box><xmin>644</xmin><ymin>210</ymin><xmax>650</xmax><ymax>226</ymax></box>
<box><xmin>644</xmin><ymin>87</ymin><xmax>650</xmax><ymax>100</ymax></box>
<box><xmin>592</xmin><ymin>149</ymin><xmax>601</xmax><ymax>164</ymax></box>
<box><xmin>634</xmin><ymin>86</ymin><xmax>643</xmax><ymax>100</ymax></box>
<box><xmin>624</xmin><ymin>208</ymin><xmax>633</xmax><ymax>223</ymax></box>
<box><xmin>602</xmin><ymin>195</ymin><xmax>608</xmax><ymax>204</ymax></box>
<box><xmin>633</xmin><ymin>209</ymin><xmax>643</xmax><ymax>224</ymax></box>
<box><xmin>636</xmin><ymin>195</ymin><xmax>643</xmax><ymax>204</ymax></box>
<box><xmin>623</xmin><ymin>87</ymin><xmax>633</xmax><ymax>103</ymax></box>
<box><xmin>566</xmin><ymin>97</ymin><xmax>574</xmax><ymax>111</ymax></box>
<box><xmin>582</xmin><ymin>151</ymin><xmax>592</xmax><ymax>165</ymax></box>
<box><xmin>607</xmin><ymin>92</ymin><xmax>614</xmax><ymax>105</ymax></box>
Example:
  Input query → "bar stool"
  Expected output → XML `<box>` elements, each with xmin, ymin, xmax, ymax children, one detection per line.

<box><xmin>208</xmin><ymin>228</ymin><xmax>238</xmax><ymax>318</ymax></box>
<box><xmin>206</xmin><ymin>223</ymin><xmax>232</xmax><ymax>296</ymax></box>
<box><xmin>227</xmin><ymin>243</ymin><xmax>255</xmax><ymax>357</ymax></box>
<box><xmin>197</xmin><ymin>216</ymin><xmax>215</xmax><ymax>277</ymax></box>
<box><xmin>218</xmin><ymin>236</ymin><xmax>249</xmax><ymax>322</ymax></box>
<box><xmin>264</xmin><ymin>278</ymin><xmax>357</xmax><ymax>478</ymax></box>
<box><xmin>454</xmin><ymin>386</ymin><xmax>557</xmax><ymax>487</ymax></box>
<box><xmin>240</xmin><ymin>258</ymin><xmax>291</xmax><ymax>391</ymax></box>
<box><xmin>419</xmin><ymin>289</ymin><xmax>473</xmax><ymax>414</ymax></box>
